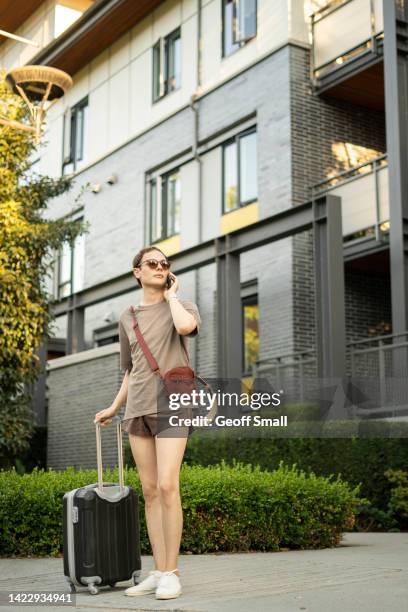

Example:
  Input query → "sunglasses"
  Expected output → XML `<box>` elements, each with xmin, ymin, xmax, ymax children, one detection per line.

<box><xmin>137</xmin><ymin>258</ymin><xmax>171</xmax><ymax>271</ymax></box>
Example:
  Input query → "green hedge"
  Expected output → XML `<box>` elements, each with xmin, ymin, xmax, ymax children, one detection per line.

<box><xmin>0</xmin><ymin>461</ymin><xmax>359</xmax><ymax>557</ymax></box>
<box><xmin>124</xmin><ymin>421</ymin><xmax>408</xmax><ymax>528</ymax></box>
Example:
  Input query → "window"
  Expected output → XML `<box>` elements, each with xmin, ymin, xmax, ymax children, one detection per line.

<box><xmin>153</xmin><ymin>28</ymin><xmax>181</xmax><ymax>102</ymax></box>
<box><xmin>93</xmin><ymin>323</ymin><xmax>119</xmax><ymax>347</ymax></box>
<box><xmin>57</xmin><ymin>227</ymin><xmax>85</xmax><ymax>298</ymax></box>
<box><xmin>150</xmin><ymin>169</ymin><xmax>181</xmax><ymax>242</ymax></box>
<box><xmin>242</xmin><ymin>294</ymin><xmax>259</xmax><ymax>375</ymax></box>
<box><xmin>222</xmin><ymin>0</ymin><xmax>257</xmax><ymax>57</ymax></box>
<box><xmin>223</xmin><ymin>129</ymin><xmax>257</xmax><ymax>213</ymax></box>
<box><xmin>62</xmin><ymin>97</ymin><xmax>89</xmax><ymax>174</ymax></box>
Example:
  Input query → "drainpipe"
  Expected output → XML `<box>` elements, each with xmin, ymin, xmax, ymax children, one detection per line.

<box><xmin>192</xmin><ymin>0</ymin><xmax>202</xmax><ymax>244</ymax></box>
<box><xmin>190</xmin><ymin>0</ymin><xmax>203</xmax><ymax>368</ymax></box>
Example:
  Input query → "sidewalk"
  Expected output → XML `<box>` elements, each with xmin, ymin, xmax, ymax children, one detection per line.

<box><xmin>0</xmin><ymin>533</ymin><xmax>406</xmax><ymax>612</ymax></box>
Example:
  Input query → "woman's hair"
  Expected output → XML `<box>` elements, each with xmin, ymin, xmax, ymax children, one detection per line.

<box><xmin>132</xmin><ymin>245</ymin><xmax>168</xmax><ymax>287</ymax></box>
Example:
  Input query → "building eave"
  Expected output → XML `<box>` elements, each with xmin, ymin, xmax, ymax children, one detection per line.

<box><xmin>27</xmin><ymin>0</ymin><xmax>165</xmax><ymax>75</ymax></box>
<box><xmin>0</xmin><ymin>0</ymin><xmax>45</xmax><ymax>42</ymax></box>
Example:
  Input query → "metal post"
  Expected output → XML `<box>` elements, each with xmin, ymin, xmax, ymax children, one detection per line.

<box><xmin>313</xmin><ymin>194</ymin><xmax>346</xmax><ymax>379</ymax></box>
<box><xmin>299</xmin><ymin>357</ymin><xmax>305</xmax><ymax>403</ymax></box>
<box><xmin>32</xmin><ymin>340</ymin><xmax>48</xmax><ymax>427</ymax></box>
<box><xmin>66</xmin><ymin>295</ymin><xmax>85</xmax><ymax>354</ymax></box>
<box><xmin>373</xmin><ymin>159</ymin><xmax>381</xmax><ymax>242</ymax></box>
<box><xmin>383</xmin><ymin>0</ymin><xmax>408</xmax><ymax>377</ymax></box>
<box><xmin>379</xmin><ymin>339</ymin><xmax>387</xmax><ymax>408</ymax></box>
<box><xmin>215</xmin><ymin>235</ymin><xmax>242</xmax><ymax>380</ymax></box>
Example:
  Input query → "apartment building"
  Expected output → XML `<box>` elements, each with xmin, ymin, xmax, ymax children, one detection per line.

<box><xmin>1</xmin><ymin>0</ymin><xmax>407</xmax><ymax>467</ymax></box>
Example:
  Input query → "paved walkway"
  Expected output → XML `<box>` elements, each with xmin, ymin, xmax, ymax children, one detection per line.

<box><xmin>0</xmin><ymin>533</ymin><xmax>407</xmax><ymax>611</ymax></box>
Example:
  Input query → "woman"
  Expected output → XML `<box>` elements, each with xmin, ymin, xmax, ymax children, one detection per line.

<box><xmin>94</xmin><ymin>245</ymin><xmax>201</xmax><ymax>600</ymax></box>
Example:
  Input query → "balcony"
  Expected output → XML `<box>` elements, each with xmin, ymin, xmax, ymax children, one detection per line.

<box><xmin>310</xmin><ymin>0</ymin><xmax>384</xmax><ymax>109</ymax></box>
<box><xmin>251</xmin><ymin>332</ymin><xmax>408</xmax><ymax>420</ymax></box>
<box><xmin>312</xmin><ymin>155</ymin><xmax>389</xmax><ymax>258</ymax></box>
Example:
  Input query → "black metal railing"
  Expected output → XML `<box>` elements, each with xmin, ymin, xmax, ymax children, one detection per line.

<box><xmin>311</xmin><ymin>154</ymin><xmax>389</xmax><ymax>243</ymax></box>
<box><xmin>310</xmin><ymin>0</ymin><xmax>384</xmax><ymax>82</ymax></box>
<box><xmin>250</xmin><ymin>332</ymin><xmax>408</xmax><ymax>418</ymax></box>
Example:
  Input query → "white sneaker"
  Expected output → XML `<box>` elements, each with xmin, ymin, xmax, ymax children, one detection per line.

<box><xmin>124</xmin><ymin>570</ymin><xmax>163</xmax><ymax>596</ymax></box>
<box><xmin>155</xmin><ymin>569</ymin><xmax>182</xmax><ymax>599</ymax></box>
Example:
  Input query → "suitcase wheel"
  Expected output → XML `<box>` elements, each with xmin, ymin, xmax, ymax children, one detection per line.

<box><xmin>88</xmin><ymin>584</ymin><xmax>99</xmax><ymax>595</ymax></box>
<box><xmin>133</xmin><ymin>570</ymin><xmax>141</xmax><ymax>585</ymax></box>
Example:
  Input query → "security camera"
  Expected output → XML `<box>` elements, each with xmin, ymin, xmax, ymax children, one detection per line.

<box><xmin>106</xmin><ymin>174</ymin><xmax>118</xmax><ymax>185</ymax></box>
<box><xmin>103</xmin><ymin>311</ymin><xmax>115</xmax><ymax>323</ymax></box>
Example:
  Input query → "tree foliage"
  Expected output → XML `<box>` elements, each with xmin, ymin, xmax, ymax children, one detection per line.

<box><xmin>0</xmin><ymin>73</ymin><xmax>89</xmax><ymax>466</ymax></box>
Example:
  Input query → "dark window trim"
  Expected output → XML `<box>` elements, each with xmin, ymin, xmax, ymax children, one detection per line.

<box><xmin>149</xmin><ymin>168</ymin><xmax>181</xmax><ymax>243</ymax></box>
<box><xmin>57</xmin><ymin>215</ymin><xmax>84</xmax><ymax>299</ymax></box>
<box><xmin>57</xmin><ymin>242</ymin><xmax>74</xmax><ymax>298</ymax></box>
<box><xmin>62</xmin><ymin>96</ymin><xmax>88</xmax><ymax>173</ymax></box>
<box><xmin>221</xmin><ymin>127</ymin><xmax>257</xmax><ymax>215</ymax></box>
<box><xmin>94</xmin><ymin>322</ymin><xmax>119</xmax><ymax>347</ymax></box>
<box><xmin>241</xmin><ymin>290</ymin><xmax>259</xmax><ymax>376</ymax></box>
<box><xmin>152</xmin><ymin>38</ymin><xmax>162</xmax><ymax>102</ymax></box>
<box><xmin>165</xmin><ymin>27</ymin><xmax>181</xmax><ymax>94</ymax></box>
<box><xmin>221</xmin><ymin>0</ymin><xmax>257</xmax><ymax>59</ymax></box>
<box><xmin>152</xmin><ymin>26</ymin><xmax>181</xmax><ymax>104</ymax></box>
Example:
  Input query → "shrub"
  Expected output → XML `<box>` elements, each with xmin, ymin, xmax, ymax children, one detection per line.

<box><xmin>385</xmin><ymin>469</ymin><xmax>408</xmax><ymax>524</ymax></box>
<box><xmin>124</xmin><ymin>421</ymin><xmax>408</xmax><ymax>528</ymax></box>
<box><xmin>0</xmin><ymin>461</ymin><xmax>359</xmax><ymax>557</ymax></box>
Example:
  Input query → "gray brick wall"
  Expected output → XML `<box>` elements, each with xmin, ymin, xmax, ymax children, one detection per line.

<box><xmin>47</xmin><ymin>349</ymin><xmax>125</xmax><ymax>470</ymax></box>
<box><xmin>345</xmin><ymin>269</ymin><xmax>391</xmax><ymax>342</ymax></box>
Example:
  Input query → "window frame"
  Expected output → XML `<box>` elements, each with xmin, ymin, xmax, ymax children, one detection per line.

<box><xmin>62</xmin><ymin>97</ymin><xmax>88</xmax><ymax>174</ymax></box>
<box><xmin>93</xmin><ymin>322</ymin><xmax>119</xmax><ymax>347</ymax></box>
<box><xmin>152</xmin><ymin>27</ymin><xmax>181</xmax><ymax>103</ymax></box>
<box><xmin>56</xmin><ymin>216</ymin><xmax>85</xmax><ymax>298</ymax></box>
<box><xmin>149</xmin><ymin>168</ymin><xmax>181</xmax><ymax>243</ymax></box>
<box><xmin>221</xmin><ymin>0</ymin><xmax>257</xmax><ymax>58</ymax></box>
<box><xmin>241</xmin><ymin>292</ymin><xmax>259</xmax><ymax>376</ymax></box>
<box><xmin>221</xmin><ymin>127</ymin><xmax>258</xmax><ymax>215</ymax></box>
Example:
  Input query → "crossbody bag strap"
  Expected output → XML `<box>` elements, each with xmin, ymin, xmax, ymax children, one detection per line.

<box><xmin>129</xmin><ymin>306</ymin><xmax>162</xmax><ymax>376</ymax></box>
<box><xmin>129</xmin><ymin>305</ymin><xmax>191</xmax><ymax>373</ymax></box>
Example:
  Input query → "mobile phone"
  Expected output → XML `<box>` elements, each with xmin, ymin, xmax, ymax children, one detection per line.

<box><xmin>166</xmin><ymin>274</ymin><xmax>174</xmax><ymax>289</ymax></box>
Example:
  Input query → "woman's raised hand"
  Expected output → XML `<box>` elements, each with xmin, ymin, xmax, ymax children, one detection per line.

<box><xmin>94</xmin><ymin>405</ymin><xmax>117</xmax><ymax>427</ymax></box>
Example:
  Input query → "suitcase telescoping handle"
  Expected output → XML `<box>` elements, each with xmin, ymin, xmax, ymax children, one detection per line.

<box><xmin>95</xmin><ymin>416</ymin><xmax>125</xmax><ymax>493</ymax></box>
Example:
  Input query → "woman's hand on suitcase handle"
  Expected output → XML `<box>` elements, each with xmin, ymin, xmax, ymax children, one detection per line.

<box><xmin>94</xmin><ymin>405</ymin><xmax>118</xmax><ymax>427</ymax></box>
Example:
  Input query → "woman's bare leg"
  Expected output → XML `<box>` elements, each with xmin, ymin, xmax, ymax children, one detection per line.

<box><xmin>155</xmin><ymin>433</ymin><xmax>189</xmax><ymax>575</ymax></box>
<box><xmin>128</xmin><ymin>434</ymin><xmax>166</xmax><ymax>571</ymax></box>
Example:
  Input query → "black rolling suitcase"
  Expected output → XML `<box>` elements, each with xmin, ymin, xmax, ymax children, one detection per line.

<box><xmin>63</xmin><ymin>416</ymin><xmax>141</xmax><ymax>595</ymax></box>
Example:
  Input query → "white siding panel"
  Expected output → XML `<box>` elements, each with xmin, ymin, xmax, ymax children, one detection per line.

<box><xmin>181</xmin><ymin>15</ymin><xmax>198</xmax><ymax>100</ymax></box>
<box><xmin>201</xmin><ymin>148</ymin><xmax>221</xmax><ymax>241</ymax></box>
<box><xmin>152</xmin><ymin>0</ymin><xmax>182</xmax><ymax>39</ymax></box>
<box><xmin>109</xmin><ymin>33</ymin><xmax>131</xmax><ymax>75</ymax></box>
<box><xmin>90</xmin><ymin>49</ymin><xmax>110</xmax><ymax>90</ymax></box>
<box><xmin>108</xmin><ymin>67</ymin><xmax>130</xmax><ymax>149</ymax></box>
<box><xmin>89</xmin><ymin>82</ymin><xmax>109</xmax><ymax>160</ymax></box>
<box><xmin>180</xmin><ymin>161</ymin><xmax>200</xmax><ymax>248</ymax></box>
<box><xmin>41</xmin><ymin>115</ymin><xmax>63</xmax><ymax>177</ymax></box>
<box><xmin>131</xmin><ymin>14</ymin><xmax>153</xmax><ymax>59</ymax></box>
<box><xmin>182</xmin><ymin>0</ymin><xmax>197</xmax><ymax>21</ymax></box>
<box><xmin>130</xmin><ymin>54</ymin><xmax>153</xmax><ymax>135</ymax></box>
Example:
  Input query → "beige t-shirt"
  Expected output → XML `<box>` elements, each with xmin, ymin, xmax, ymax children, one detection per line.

<box><xmin>119</xmin><ymin>298</ymin><xmax>201</xmax><ymax>419</ymax></box>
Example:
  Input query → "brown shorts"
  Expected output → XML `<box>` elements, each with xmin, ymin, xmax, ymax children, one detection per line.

<box><xmin>122</xmin><ymin>405</ymin><xmax>195</xmax><ymax>438</ymax></box>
